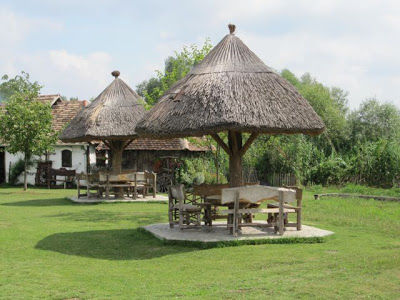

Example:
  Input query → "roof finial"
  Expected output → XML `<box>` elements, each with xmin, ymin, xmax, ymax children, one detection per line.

<box><xmin>228</xmin><ymin>24</ymin><xmax>236</xmax><ymax>34</ymax></box>
<box><xmin>111</xmin><ymin>70</ymin><xmax>120</xmax><ymax>78</ymax></box>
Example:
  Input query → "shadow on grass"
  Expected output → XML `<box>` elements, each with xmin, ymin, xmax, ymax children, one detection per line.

<box><xmin>1</xmin><ymin>197</ymin><xmax>74</xmax><ymax>207</ymax></box>
<box><xmin>45</xmin><ymin>210</ymin><xmax>165</xmax><ymax>224</ymax></box>
<box><xmin>35</xmin><ymin>228</ymin><xmax>197</xmax><ymax>260</ymax></box>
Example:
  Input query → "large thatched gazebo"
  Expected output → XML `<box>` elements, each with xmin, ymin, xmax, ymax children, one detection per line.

<box><xmin>136</xmin><ymin>24</ymin><xmax>325</xmax><ymax>186</ymax></box>
<box><xmin>60</xmin><ymin>71</ymin><xmax>145</xmax><ymax>174</ymax></box>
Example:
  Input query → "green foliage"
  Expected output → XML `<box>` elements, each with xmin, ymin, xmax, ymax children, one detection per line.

<box><xmin>0</xmin><ymin>72</ymin><xmax>40</xmax><ymax>102</ymax></box>
<box><xmin>0</xmin><ymin>72</ymin><xmax>57</xmax><ymax>189</ymax></box>
<box><xmin>0</xmin><ymin>88</ymin><xmax>57</xmax><ymax>157</ymax></box>
<box><xmin>348</xmin><ymin>98</ymin><xmax>400</xmax><ymax>143</ymax></box>
<box><xmin>9</xmin><ymin>158</ymin><xmax>33</xmax><ymax>185</ymax></box>
<box><xmin>180</xmin><ymin>156</ymin><xmax>227</xmax><ymax>186</ymax></box>
<box><xmin>136</xmin><ymin>39</ymin><xmax>212</xmax><ymax>106</ymax></box>
<box><xmin>309</xmin><ymin>155</ymin><xmax>349</xmax><ymax>185</ymax></box>
<box><xmin>282</xmin><ymin>71</ymin><xmax>349</xmax><ymax>153</ymax></box>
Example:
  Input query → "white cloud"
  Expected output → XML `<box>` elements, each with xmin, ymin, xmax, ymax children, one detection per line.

<box><xmin>20</xmin><ymin>50</ymin><xmax>113</xmax><ymax>99</ymax></box>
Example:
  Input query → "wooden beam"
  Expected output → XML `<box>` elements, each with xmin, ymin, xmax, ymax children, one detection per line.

<box><xmin>103</xmin><ymin>140</ymin><xmax>112</xmax><ymax>150</ymax></box>
<box><xmin>123</xmin><ymin>139</ymin><xmax>135</xmax><ymax>150</ymax></box>
<box><xmin>211</xmin><ymin>133</ymin><xmax>231</xmax><ymax>156</ymax></box>
<box><xmin>239</xmin><ymin>132</ymin><xmax>259</xmax><ymax>157</ymax></box>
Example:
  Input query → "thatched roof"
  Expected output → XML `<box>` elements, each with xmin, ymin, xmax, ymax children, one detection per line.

<box><xmin>136</xmin><ymin>25</ymin><xmax>325</xmax><ymax>138</ymax></box>
<box><xmin>60</xmin><ymin>71</ymin><xmax>146</xmax><ymax>142</ymax></box>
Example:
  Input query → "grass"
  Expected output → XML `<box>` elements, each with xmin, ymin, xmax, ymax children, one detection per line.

<box><xmin>0</xmin><ymin>185</ymin><xmax>399</xmax><ymax>299</ymax></box>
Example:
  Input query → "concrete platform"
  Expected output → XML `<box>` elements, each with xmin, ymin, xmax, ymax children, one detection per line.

<box><xmin>143</xmin><ymin>221</ymin><xmax>334</xmax><ymax>243</ymax></box>
<box><xmin>68</xmin><ymin>194</ymin><xmax>168</xmax><ymax>203</ymax></box>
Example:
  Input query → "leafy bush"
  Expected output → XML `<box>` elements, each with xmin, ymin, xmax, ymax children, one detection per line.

<box><xmin>9</xmin><ymin>159</ymin><xmax>34</xmax><ymax>185</ymax></box>
<box><xmin>309</xmin><ymin>155</ymin><xmax>349</xmax><ymax>185</ymax></box>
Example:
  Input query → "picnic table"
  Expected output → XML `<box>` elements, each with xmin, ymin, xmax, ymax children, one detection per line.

<box><xmin>219</xmin><ymin>185</ymin><xmax>297</xmax><ymax>235</ymax></box>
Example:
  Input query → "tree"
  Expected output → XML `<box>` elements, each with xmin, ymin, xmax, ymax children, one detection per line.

<box><xmin>0</xmin><ymin>72</ymin><xmax>57</xmax><ymax>190</ymax></box>
<box><xmin>137</xmin><ymin>39</ymin><xmax>213</xmax><ymax>106</ymax></box>
<box><xmin>0</xmin><ymin>72</ymin><xmax>40</xmax><ymax>103</ymax></box>
<box><xmin>281</xmin><ymin>70</ymin><xmax>349</xmax><ymax>153</ymax></box>
<box><xmin>348</xmin><ymin>98</ymin><xmax>400</xmax><ymax>144</ymax></box>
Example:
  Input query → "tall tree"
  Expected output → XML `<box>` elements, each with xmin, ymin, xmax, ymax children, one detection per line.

<box><xmin>348</xmin><ymin>98</ymin><xmax>400</xmax><ymax>143</ymax></box>
<box><xmin>0</xmin><ymin>72</ymin><xmax>57</xmax><ymax>190</ymax></box>
<box><xmin>137</xmin><ymin>39</ymin><xmax>212</xmax><ymax>107</ymax></box>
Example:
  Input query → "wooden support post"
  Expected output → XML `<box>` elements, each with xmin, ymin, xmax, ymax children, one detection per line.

<box><xmin>233</xmin><ymin>191</ymin><xmax>239</xmax><ymax>237</ymax></box>
<box><xmin>297</xmin><ymin>189</ymin><xmax>302</xmax><ymax>231</ymax></box>
<box><xmin>212</xmin><ymin>131</ymin><xmax>259</xmax><ymax>188</ymax></box>
<box><xmin>77</xmin><ymin>175</ymin><xmax>81</xmax><ymax>199</ymax></box>
<box><xmin>228</xmin><ymin>130</ymin><xmax>243</xmax><ymax>187</ymax></box>
<box><xmin>278</xmin><ymin>190</ymin><xmax>284</xmax><ymax>235</ymax></box>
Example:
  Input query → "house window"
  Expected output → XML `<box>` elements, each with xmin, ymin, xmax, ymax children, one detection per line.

<box><xmin>61</xmin><ymin>150</ymin><xmax>72</xmax><ymax>168</ymax></box>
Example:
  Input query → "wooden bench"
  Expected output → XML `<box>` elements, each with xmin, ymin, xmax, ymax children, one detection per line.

<box><xmin>48</xmin><ymin>168</ymin><xmax>76</xmax><ymax>189</ymax></box>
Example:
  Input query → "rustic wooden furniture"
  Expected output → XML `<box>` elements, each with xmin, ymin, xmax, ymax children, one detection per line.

<box><xmin>104</xmin><ymin>173</ymin><xmax>133</xmax><ymax>199</ymax></box>
<box><xmin>48</xmin><ymin>168</ymin><xmax>76</xmax><ymax>189</ymax></box>
<box><xmin>35</xmin><ymin>161</ymin><xmax>52</xmax><ymax>187</ymax></box>
<box><xmin>168</xmin><ymin>184</ymin><xmax>202</xmax><ymax>229</ymax></box>
<box><xmin>77</xmin><ymin>173</ymin><xmax>103</xmax><ymax>199</ymax></box>
<box><xmin>145</xmin><ymin>171</ymin><xmax>157</xmax><ymax>198</ymax></box>
<box><xmin>193</xmin><ymin>182</ymin><xmax>260</xmax><ymax>226</ymax></box>
<box><xmin>267</xmin><ymin>185</ymin><xmax>302</xmax><ymax>230</ymax></box>
<box><xmin>220</xmin><ymin>185</ymin><xmax>297</xmax><ymax>236</ymax></box>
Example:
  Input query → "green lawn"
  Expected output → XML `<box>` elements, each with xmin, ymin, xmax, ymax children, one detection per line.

<box><xmin>0</xmin><ymin>185</ymin><xmax>399</xmax><ymax>299</ymax></box>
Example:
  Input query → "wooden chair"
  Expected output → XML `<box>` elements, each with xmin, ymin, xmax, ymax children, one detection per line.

<box><xmin>267</xmin><ymin>186</ymin><xmax>302</xmax><ymax>230</ymax></box>
<box><xmin>168</xmin><ymin>184</ymin><xmax>202</xmax><ymax>229</ymax></box>
<box><xmin>77</xmin><ymin>172</ymin><xmax>101</xmax><ymax>199</ymax></box>
<box><xmin>145</xmin><ymin>171</ymin><xmax>157</xmax><ymax>198</ymax></box>
<box><xmin>220</xmin><ymin>185</ymin><xmax>297</xmax><ymax>236</ymax></box>
<box><xmin>48</xmin><ymin>168</ymin><xmax>76</xmax><ymax>189</ymax></box>
<box><xmin>132</xmin><ymin>172</ymin><xmax>147</xmax><ymax>199</ymax></box>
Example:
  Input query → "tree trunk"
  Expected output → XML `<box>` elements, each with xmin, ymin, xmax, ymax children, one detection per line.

<box><xmin>111</xmin><ymin>146</ymin><xmax>123</xmax><ymax>174</ymax></box>
<box><xmin>23</xmin><ymin>153</ymin><xmax>28</xmax><ymax>191</ymax></box>
<box><xmin>108</xmin><ymin>140</ymin><xmax>127</xmax><ymax>199</ymax></box>
<box><xmin>211</xmin><ymin>131</ymin><xmax>258</xmax><ymax>188</ymax></box>
<box><xmin>108</xmin><ymin>140</ymin><xmax>125</xmax><ymax>174</ymax></box>
<box><xmin>228</xmin><ymin>131</ymin><xmax>243</xmax><ymax>187</ymax></box>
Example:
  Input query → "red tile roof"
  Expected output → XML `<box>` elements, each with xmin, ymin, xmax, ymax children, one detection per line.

<box><xmin>51</xmin><ymin>100</ymin><xmax>86</xmax><ymax>133</ymax></box>
<box><xmin>124</xmin><ymin>138</ymin><xmax>208</xmax><ymax>151</ymax></box>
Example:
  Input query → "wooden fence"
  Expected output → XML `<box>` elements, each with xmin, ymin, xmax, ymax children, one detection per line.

<box><xmin>265</xmin><ymin>173</ymin><xmax>297</xmax><ymax>187</ymax></box>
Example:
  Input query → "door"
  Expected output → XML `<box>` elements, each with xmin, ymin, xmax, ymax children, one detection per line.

<box><xmin>0</xmin><ymin>148</ymin><xmax>5</xmax><ymax>184</ymax></box>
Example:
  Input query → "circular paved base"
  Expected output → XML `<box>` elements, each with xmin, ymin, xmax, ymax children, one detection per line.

<box><xmin>143</xmin><ymin>222</ymin><xmax>334</xmax><ymax>243</ymax></box>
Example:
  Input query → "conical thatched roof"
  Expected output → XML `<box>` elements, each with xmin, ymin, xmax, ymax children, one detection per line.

<box><xmin>60</xmin><ymin>71</ymin><xmax>146</xmax><ymax>142</ymax></box>
<box><xmin>136</xmin><ymin>25</ymin><xmax>325</xmax><ymax>138</ymax></box>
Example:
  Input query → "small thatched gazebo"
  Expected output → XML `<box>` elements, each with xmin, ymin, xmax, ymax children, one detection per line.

<box><xmin>136</xmin><ymin>25</ymin><xmax>325</xmax><ymax>186</ymax></box>
<box><xmin>60</xmin><ymin>71</ymin><xmax>145</xmax><ymax>174</ymax></box>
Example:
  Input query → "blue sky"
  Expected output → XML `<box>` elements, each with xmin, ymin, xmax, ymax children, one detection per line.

<box><xmin>1</xmin><ymin>0</ymin><xmax>399</xmax><ymax>109</ymax></box>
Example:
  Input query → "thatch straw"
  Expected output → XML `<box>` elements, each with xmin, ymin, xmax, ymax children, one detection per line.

<box><xmin>136</xmin><ymin>25</ymin><xmax>325</xmax><ymax>138</ymax></box>
<box><xmin>60</xmin><ymin>71</ymin><xmax>145</xmax><ymax>142</ymax></box>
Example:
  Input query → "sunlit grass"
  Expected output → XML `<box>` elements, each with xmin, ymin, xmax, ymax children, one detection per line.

<box><xmin>0</xmin><ymin>185</ymin><xmax>399</xmax><ymax>299</ymax></box>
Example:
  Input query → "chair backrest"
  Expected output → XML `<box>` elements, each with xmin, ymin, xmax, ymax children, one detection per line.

<box><xmin>144</xmin><ymin>171</ymin><xmax>155</xmax><ymax>183</ymax></box>
<box><xmin>135</xmin><ymin>172</ymin><xmax>146</xmax><ymax>183</ymax></box>
<box><xmin>193</xmin><ymin>182</ymin><xmax>259</xmax><ymax>198</ymax></box>
<box><xmin>283</xmin><ymin>185</ymin><xmax>303</xmax><ymax>201</ymax></box>
<box><xmin>98</xmin><ymin>171</ymin><xmax>108</xmax><ymax>183</ymax></box>
<box><xmin>78</xmin><ymin>172</ymin><xmax>97</xmax><ymax>181</ymax></box>
<box><xmin>221</xmin><ymin>185</ymin><xmax>297</xmax><ymax>205</ymax></box>
<box><xmin>168</xmin><ymin>184</ymin><xmax>185</xmax><ymax>208</ymax></box>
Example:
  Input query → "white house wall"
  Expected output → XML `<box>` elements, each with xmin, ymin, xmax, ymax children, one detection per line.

<box><xmin>5</xmin><ymin>144</ymin><xmax>94</xmax><ymax>185</ymax></box>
